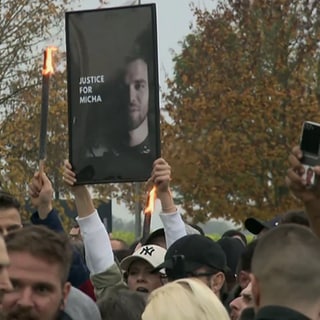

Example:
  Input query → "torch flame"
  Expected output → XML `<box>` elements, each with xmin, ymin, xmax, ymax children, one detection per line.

<box><xmin>42</xmin><ymin>46</ymin><xmax>57</xmax><ymax>76</ymax></box>
<box><xmin>144</xmin><ymin>186</ymin><xmax>156</xmax><ymax>214</ymax></box>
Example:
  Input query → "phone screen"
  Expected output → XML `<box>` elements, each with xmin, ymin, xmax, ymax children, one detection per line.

<box><xmin>301</xmin><ymin>122</ymin><xmax>320</xmax><ymax>155</ymax></box>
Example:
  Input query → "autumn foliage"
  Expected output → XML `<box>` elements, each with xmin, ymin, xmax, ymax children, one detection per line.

<box><xmin>0</xmin><ymin>0</ymin><xmax>150</xmax><ymax>224</ymax></box>
<box><xmin>0</xmin><ymin>1</ymin><xmax>76</xmax><ymax>220</ymax></box>
<box><xmin>162</xmin><ymin>0</ymin><xmax>320</xmax><ymax>222</ymax></box>
<box><xmin>3</xmin><ymin>0</ymin><xmax>320</xmax><ymax>227</ymax></box>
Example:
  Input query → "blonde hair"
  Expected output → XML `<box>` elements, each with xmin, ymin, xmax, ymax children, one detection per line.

<box><xmin>142</xmin><ymin>278</ymin><xmax>230</xmax><ymax>320</ymax></box>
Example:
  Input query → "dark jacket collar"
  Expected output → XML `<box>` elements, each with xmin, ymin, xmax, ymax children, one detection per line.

<box><xmin>58</xmin><ymin>310</ymin><xmax>73</xmax><ymax>320</ymax></box>
<box><xmin>255</xmin><ymin>306</ymin><xmax>311</xmax><ymax>320</ymax></box>
<box><xmin>240</xmin><ymin>307</ymin><xmax>255</xmax><ymax>320</ymax></box>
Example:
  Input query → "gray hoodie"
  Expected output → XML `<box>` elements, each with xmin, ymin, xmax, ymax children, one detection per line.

<box><xmin>65</xmin><ymin>286</ymin><xmax>101</xmax><ymax>320</ymax></box>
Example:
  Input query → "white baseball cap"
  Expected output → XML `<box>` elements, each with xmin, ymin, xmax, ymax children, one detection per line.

<box><xmin>120</xmin><ymin>244</ymin><xmax>166</xmax><ymax>274</ymax></box>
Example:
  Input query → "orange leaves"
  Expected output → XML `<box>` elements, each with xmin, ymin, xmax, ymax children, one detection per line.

<box><xmin>181</xmin><ymin>74</ymin><xmax>189</xmax><ymax>84</ymax></box>
<box><xmin>162</xmin><ymin>0</ymin><xmax>320</xmax><ymax>223</ymax></box>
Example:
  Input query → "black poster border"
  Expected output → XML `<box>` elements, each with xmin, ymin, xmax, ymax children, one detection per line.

<box><xmin>66</xmin><ymin>4</ymin><xmax>161</xmax><ymax>185</ymax></box>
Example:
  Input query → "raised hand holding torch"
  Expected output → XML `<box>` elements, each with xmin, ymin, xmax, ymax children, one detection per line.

<box><xmin>142</xmin><ymin>158</ymin><xmax>176</xmax><ymax>241</ymax></box>
<box><xmin>152</xmin><ymin>158</ymin><xmax>176</xmax><ymax>213</ymax></box>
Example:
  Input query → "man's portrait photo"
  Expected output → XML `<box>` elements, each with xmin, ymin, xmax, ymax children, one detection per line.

<box><xmin>66</xmin><ymin>4</ymin><xmax>160</xmax><ymax>184</ymax></box>
<box><xmin>302</xmin><ymin>165</ymin><xmax>316</xmax><ymax>188</ymax></box>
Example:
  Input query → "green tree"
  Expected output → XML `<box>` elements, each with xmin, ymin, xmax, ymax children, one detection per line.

<box><xmin>163</xmin><ymin>0</ymin><xmax>320</xmax><ymax>223</ymax></box>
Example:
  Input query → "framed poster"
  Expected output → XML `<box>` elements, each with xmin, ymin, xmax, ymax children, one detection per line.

<box><xmin>66</xmin><ymin>4</ymin><xmax>160</xmax><ymax>184</ymax></box>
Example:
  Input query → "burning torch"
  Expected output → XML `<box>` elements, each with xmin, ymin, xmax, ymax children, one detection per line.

<box><xmin>142</xmin><ymin>186</ymin><xmax>156</xmax><ymax>241</ymax></box>
<box><xmin>39</xmin><ymin>46</ymin><xmax>57</xmax><ymax>172</ymax></box>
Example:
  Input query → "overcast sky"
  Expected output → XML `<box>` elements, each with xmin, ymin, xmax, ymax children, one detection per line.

<box><xmin>80</xmin><ymin>0</ymin><xmax>218</xmax><ymax>93</ymax></box>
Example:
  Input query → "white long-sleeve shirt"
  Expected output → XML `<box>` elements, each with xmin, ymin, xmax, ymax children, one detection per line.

<box><xmin>77</xmin><ymin>210</ymin><xmax>114</xmax><ymax>275</ymax></box>
<box><xmin>159</xmin><ymin>210</ymin><xmax>187</xmax><ymax>248</ymax></box>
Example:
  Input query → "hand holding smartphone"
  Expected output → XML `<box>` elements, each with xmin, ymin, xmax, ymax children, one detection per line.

<box><xmin>299</xmin><ymin>121</ymin><xmax>320</xmax><ymax>188</ymax></box>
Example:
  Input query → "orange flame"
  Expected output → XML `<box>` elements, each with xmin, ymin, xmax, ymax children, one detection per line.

<box><xmin>144</xmin><ymin>186</ymin><xmax>157</xmax><ymax>214</ymax></box>
<box><xmin>42</xmin><ymin>46</ymin><xmax>57</xmax><ymax>76</ymax></box>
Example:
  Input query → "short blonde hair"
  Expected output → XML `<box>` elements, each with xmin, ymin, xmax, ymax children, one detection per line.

<box><xmin>142</xmin><ymin>278</ymin><xmax>230</xmax><ymax>320</ymax></box>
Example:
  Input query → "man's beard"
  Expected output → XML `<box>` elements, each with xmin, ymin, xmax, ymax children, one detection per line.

<box><xmin>4</xmin><ymin>307</ymin><xmax>60</xmax><ymax>320</ymax></box>
<box><xmin>128</xmin><ymin>113</ymin><xmax>144</xmax><ymax>130</ymax></box>
<box><xmin>128</xmin><ymin>111</ymin><xmax>148</xmax><ymax>131</ymax></box>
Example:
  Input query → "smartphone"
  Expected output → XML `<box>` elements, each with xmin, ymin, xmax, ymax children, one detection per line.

<box><xmin>299</xmin><ymin>121</ymin><xmax>320</xmax><ymax>187</ymax></box>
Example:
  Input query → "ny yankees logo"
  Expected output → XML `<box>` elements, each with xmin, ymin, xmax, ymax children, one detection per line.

<box><xmin>140</xmin><ymin>246</ymin><xmax>155</xmax><ymax>256</ymax></box>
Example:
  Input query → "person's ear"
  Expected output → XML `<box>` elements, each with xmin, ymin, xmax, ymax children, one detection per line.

<box><xmin>134</xmin><ymin>242</ymin><xmax>142</xmax><ymax>252</ymax></box>
<box><xmin>238</xmin><ymin>270</ymin><xmax>251</xmax><ymax>289</ymax></box>
<box><xmin>250</xmin><ymin>273</ymin><xmax>260</xmax><ymax>309</ymax></box>
<box><xmin>61</xmin><ymin>282</ymin><xmax>71</xmax><ymax>310</ymax></box>
<box><xmin>210</xmin><ymin>271</ymin><xmax>225</xmax><ymax>294</ymax></box>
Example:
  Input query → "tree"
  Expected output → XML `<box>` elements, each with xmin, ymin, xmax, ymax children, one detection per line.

<box><xmin>0</xmin><ymin>0</ymin><xmax>149</xmax><ymax>225</ymax></box>
<box><xmin>0</xmin><ymin>1</ymin><xmax>77</xmax><ymax>220</ymax></box>
<box><xmin>163</xmin><ymin>0</ymin><xmax>320</xmax><ymax>223</ymax></box>
<box><xmin>0</xmin><ymin>0</ymin><xmax>75</xmax><ymax>107</ymax></box>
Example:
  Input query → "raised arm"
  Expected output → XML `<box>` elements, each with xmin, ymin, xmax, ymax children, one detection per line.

<box><xmin>29</xmin><ymin>168</ymin><xmax>95</xmax><ymax>298</ymax></box>
<box><xmin>63</xmin><ymin>161</ymin><xmax>125</xmax><ymax>298</ymax></box>
<box><xmin>286</xmin><ymin>145</ymin><xmax>320</xmax><ymax>237</ymax></box>
<box><xmin>29</xmin><ymin>170</ymin><xmax>64</xmax><ymax>232</ymax></box>
<box><xmin>151</xmin><ymin>158</ymin><xmax>187</xmax><ymax>248</ymax></box>
<box><xmin>63</xmin><ymin>160</ymin><xmax>113</xmax><ymax>273</ymax></box>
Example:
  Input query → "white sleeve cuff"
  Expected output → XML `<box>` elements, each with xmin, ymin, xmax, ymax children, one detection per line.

<box><xmin>77</xmin><ymin>210</ymin><xmax>114</xmax><ymax>274</ymax></box>
<box><xmin>159</xmin><ymin>210</ymin><xmax>187</xmax><ymax>248</ymax></box>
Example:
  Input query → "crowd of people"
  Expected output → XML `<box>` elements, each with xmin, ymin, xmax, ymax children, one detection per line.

<box><xmin>0</xmin><ymin>146</ymin><xmax>318</xmax><ymax>319</ymax></box>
